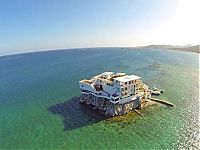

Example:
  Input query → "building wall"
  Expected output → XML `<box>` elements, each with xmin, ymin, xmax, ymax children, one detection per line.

<box><xmin>80</xmin><ymin>78</ymin><xmax>143</xmax><ymax>104</ymax></box>
<box><xmin>119</xmin><ymin>79</ymin><xmax>140</xmax><ymax>99</ymax></box>
<box><xmin>79</xmin><ymin>82</ymin><xmax>95</xmax><ymax>93</ymax></box>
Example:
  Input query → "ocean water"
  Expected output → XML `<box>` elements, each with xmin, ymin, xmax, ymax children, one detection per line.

<box><xmin>0</xmin><ymin>48</ymin><xmax>199</xmax><ymax>149</ymax></box>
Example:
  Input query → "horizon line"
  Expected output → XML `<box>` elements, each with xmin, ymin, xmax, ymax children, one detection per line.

<box><xmin>1</xmin><ymin>44</ymin><xmax>199</xmax><ymax>57</ymax></box>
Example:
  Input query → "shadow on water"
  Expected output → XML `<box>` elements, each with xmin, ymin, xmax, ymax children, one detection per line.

<box><xmin>48</xmin><ymin>96</ymin><xmax>109</xmax><ymax>131</ymax></box>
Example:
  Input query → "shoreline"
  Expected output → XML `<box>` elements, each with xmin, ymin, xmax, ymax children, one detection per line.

<box><xmin>0</xmin><ymin>46</ymin><xmax>199</xmax><ymax>58</ymax></box>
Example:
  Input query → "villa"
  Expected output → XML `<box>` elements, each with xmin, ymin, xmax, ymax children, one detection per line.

<box><xmin>79</xmin><ymin>72</ymin><xmax>151</xmax><ymax>116</ymax></box>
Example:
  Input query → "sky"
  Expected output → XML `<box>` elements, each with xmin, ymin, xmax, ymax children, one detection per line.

<box><xmin>0</xmin><ymin>0</ymin><xmax>199</xmax><ymax>56</ymax></box>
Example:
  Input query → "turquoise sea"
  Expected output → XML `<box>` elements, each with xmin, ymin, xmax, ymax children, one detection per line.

<box><xmin>0</xmin><ymin>48</ymin><xmax>199</xmax><ymax>149</ymax></box>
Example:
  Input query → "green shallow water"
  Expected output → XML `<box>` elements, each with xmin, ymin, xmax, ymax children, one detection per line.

<box><xmin>0</xmin><ymin>48</ymin><xmax>199</xmax><ymax>149</ymax></box>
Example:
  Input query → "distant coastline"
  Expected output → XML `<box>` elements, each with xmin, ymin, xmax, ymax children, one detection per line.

<box><xmin>1</xmin><ymin>44</ymin><xmax>199</xmax><ymax>57</ymax></box>
<box><xmin>138</xmin><ymin>44</ymin><xmax>200</xmax><ymax>53</ymax></box>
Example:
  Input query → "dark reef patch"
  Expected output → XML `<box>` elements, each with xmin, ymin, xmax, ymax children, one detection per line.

<box><xmin>48</xmin><ymin>96</ymin><xmax>109</xmax><ymax>131</ymax></box>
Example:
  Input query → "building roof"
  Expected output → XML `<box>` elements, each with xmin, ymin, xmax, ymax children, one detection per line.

<box><xmin>116</xmin><ymin>72</ymin><xmax>125</xmax><ymax>76</ymax></box>
<box><xmin>101</xmin><ymin>72</ymin><xmax>114</xmax><ymax>76</ymax></box>
<box><xmin>114</xmin><ymin>75</ymin><xmax>141</xmax><ymax>82</ymax></box>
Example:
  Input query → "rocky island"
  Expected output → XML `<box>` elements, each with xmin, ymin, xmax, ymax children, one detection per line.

<box><xmin>79</xmin><ymin>72</ymin><xmax>172</xmax><ymax>117</ymax></box>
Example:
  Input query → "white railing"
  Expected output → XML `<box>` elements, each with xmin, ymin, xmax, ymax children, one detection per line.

<box><xmin>81</xmin><ymin>91</ymin><xmax>111</xmax><ymax>99</ymax></box>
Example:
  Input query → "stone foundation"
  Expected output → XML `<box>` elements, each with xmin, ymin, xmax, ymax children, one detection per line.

<box><xmin>80</xmin><ymin>94</ymin><xmax>141</xmax><ymax>116</ymax></box>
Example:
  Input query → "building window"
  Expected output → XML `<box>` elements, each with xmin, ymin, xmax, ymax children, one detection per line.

<box><xmin>125</xmin><ymin>82</ymin><xmax>127</xmax><ymax>85</ymax></box>
<box><xmin>129</xmin><ymin>81</ymin><xmax>131</xmax><ymax>84</ymax></box>
<box><xmin>125</xmin><ymin>87</ymin><xmax>127</xmax><ymax>90</ymax></box>
<box><xmin>106</xmin><ymin>83</ymin><xmax>110</xmax><ymax>86</ymax></box>
<box><xmin>81</xmin><ymin>85</ymin><xmax>83</xmax><ymax>87</ymax></box>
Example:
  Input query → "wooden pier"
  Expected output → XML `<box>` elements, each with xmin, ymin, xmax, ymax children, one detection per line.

<box><xmin>149</xmin><ymin>98</ymin><xmax>174</xmax><ymax>107</ymax></box>
<box><xmin>133</xmin><ymin>109</ymin><xmax>144</xmax><ymax>117</ymax></box>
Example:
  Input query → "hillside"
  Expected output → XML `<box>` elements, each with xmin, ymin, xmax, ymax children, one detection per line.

<box><xmin>141</xmin><ymin>45</ymin><xmax>199</xmax><ymax>53</ymax></box>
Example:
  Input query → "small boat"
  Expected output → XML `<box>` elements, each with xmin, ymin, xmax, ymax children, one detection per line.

<box><xmin>150</xmin><ymin>87</ymin><xmax>164</xmax><ymax>95</ymax></box>
<box><xmin>151</xmin><ymin>90</ymin><xmax>161</xmax><ymax>95</ymax></box>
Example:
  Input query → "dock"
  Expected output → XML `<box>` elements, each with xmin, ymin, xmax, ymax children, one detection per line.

<box><xmin>149</xmin><ymin>98</ymin><xmax>174</xmax><ymax>107</ymax></box>
<box><xmin>133</xmin><ymin>109</ymin><xmax>144</xmax><ymax>117</ymax></box>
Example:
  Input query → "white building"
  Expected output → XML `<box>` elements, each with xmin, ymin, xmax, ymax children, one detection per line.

<box><xmin>79</xmin><ymin>72</ymin><xmax>149</xmax><ymax>116</ymax></box>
